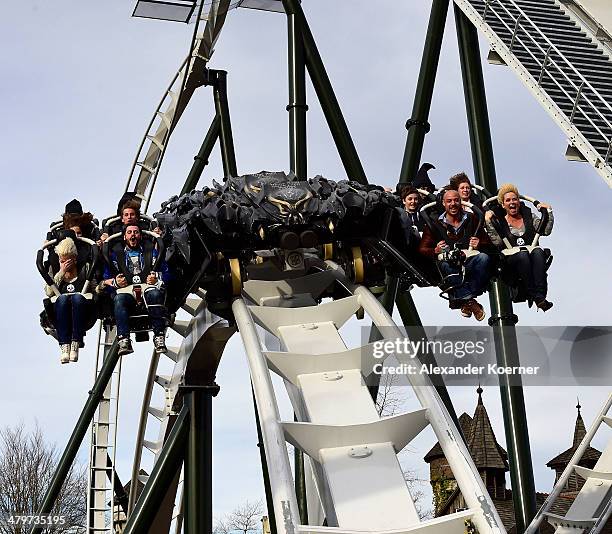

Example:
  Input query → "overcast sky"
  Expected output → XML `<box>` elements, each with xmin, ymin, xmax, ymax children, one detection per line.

<box><xmin>1</xmin><ymin>0</ymin><xmax>611</xmax><ymax>523</ymax></box>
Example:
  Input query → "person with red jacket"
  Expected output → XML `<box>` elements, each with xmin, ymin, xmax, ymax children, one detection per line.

<box><xmin>419</xmin><ymin>188</ymin><xmax>493</xmax><ymax>321</ymax></box>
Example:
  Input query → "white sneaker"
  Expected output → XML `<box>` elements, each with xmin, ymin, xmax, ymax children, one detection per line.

<box><xmin>60</xmin><ymin>344</ymin><xmax>70</xmax><ymax>364</ymax></box>
<box><xmin>69</xmin><ymin>341</ymin><xmax>80</xmax><ymax>362</ymax></box>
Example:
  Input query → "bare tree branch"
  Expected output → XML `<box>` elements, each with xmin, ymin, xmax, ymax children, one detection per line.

<box><xmin>213</xmin><ymin>515</ymin><xmax>233</xmax><ymax>534</ymax></box>
<box><xmin>403</xmin><ymin>468</ymin><xmax>433</xmax><ymax>520</ymax></box>
<box><xmin>228</xmin><ymin>500</ymin><xmax>264</xmax><ymax>534</ymax></box>
<box><xmin>0</xmin><ymin>423</ymin><xmax>86</xmax><ymax>534</ymax></box>
<box><xmin>376</xmin><ymin>372</ymin><xmax>403</xmax><ymax>417</ymax></box>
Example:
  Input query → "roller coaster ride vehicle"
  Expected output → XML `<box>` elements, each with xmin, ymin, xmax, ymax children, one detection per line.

<box><xmin>155</xmin><ymin>171</ymin><xmax>436</xmax><ymax>317</ymax></box>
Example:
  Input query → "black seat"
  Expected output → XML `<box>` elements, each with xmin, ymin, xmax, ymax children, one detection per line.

<box><xmin>101</xmin><ymin>214</ymin><xmax>157</xmax><ymax>237</ymax></box>
<box><xmin>497</xmin><ymin>248</ymin><xmax>553</xmax><ymax>304</ymax></box>
<box><xmin>37</xmin><ymin>231</ymin><xmax>100</xmax><ymax>340</ymax></box>
<box><xmin>482</xmin><ymin>197</ymin><xmax>553</xmax><ymax>304</ymax></box>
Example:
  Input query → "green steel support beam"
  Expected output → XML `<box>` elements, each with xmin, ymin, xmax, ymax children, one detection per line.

<box><xmin>293</xmin><ymin>414</ymin><xmax>308</xmax><ymax>524</ymax></box>
<box><xmin>123</xmin><ymin>405</ymin><xmax>190</xmax><ymax>534</ymax></box>
<box><xmin>392</xmin><ymin>0</ymin><xmax>460</xmax><ymax>432</ymax></box>
<box><xmin>400</xmin><ymin>0</ymin><xmax>450</xmax><ymax>184</ymax></box>
<box><xmin>213</xmin><ymin>70</ymin><xmax>238</xmax><ymax>179</ymax></box>
<box><xmin>31</xmin><ymin>340</ymin><xmax>120</xmax><ymax>534</ymax></box>
<box><xmin>181</xmin><ymin>114</ymin><xmax>221</xmax><ymax>195</ymax></box>
<box><xmin>454</xmin><ymin>6</ymin><xmax>537</xmax><ymax>532</ymax></box>
<box><xmin>281</xmin><ymin>0</ymin><xmax>368</xmax><ymax>185</ymax></box>
<box><xmin>106</xmin><ymin>453</ymin><xmax>129</xmax><ymax>515</ymax></box>
<box><xmin>287</xmin><ymin>12</ymin><xmax>308</xmax><ymax>180</ymax></box>
<box><xmin>294</xmin><ymin>447</ymin><xmax>307</xmax><ymax>524</ymax></box>
<box><xmin>184</xmin><ymin>385</ymin><xmax>218</xmax><ymax>534</ymax></box>
<box><xmin>252</xmin><ymin>390</ymin><xmax>278</xmax><ymax>534</ymax></box>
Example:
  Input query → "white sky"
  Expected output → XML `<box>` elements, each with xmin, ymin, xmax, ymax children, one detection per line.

<box><xmin>0</xmin><ymin>0</ymin><xmax>611</xmax><ymax>522</ymax></box>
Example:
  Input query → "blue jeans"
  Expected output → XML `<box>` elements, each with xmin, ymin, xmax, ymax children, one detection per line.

<box><xmin>113</xmin><ymin>288</ymin><xmax>167</xmax><ymax>338</ymax></box>
<box><xmin>54</xmin><ymin>294</ymin><xmax>92</xmax><ymax>345</ymax></box>
<box><xmin>439</xmin><ymin>253</ymin><xmax>492</xmax><ymax>301</ymax></box>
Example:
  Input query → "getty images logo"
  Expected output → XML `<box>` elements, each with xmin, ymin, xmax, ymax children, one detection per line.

<box><xmin>372</xmin><ymin>338</ymin><xmax>487</xmax><ymax>359</ymax></box>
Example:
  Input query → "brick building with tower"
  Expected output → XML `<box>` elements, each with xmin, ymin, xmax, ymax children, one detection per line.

<box><xmin>424</xmin><ymin>388</ymin><xmax>606</xmax><ymax>533</ymax></box>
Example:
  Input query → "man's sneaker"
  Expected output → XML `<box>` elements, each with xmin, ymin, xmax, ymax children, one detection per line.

<box><xmin>69</xmin><ymin>341</ymin><xmax>80</xmax><ymax>362</ymax></box>
<box><xmin>460</xmin><ymin>303</ymin><xmax>473</xmax><ymax>318</ymax></box>
<box><xmin>118</xmin><ymin>337</ymin><xmax>134</xmax><ymax>356</ymax></box>
<box><xmin>536</xmin><ymin>299</ymin><xmax>553</xmax><ymax>312</ymax></box>
<box><xmin>60</xmin><ymin>344</ymin><xmax>70</xmax><ymax>364</ymax></box>
<box><xmin>468</xmin><ymin>299</ymin><xmax>486</xmax><ymax>322</ymax></box>
<box><xmin>153</xmin><ymin>334</ymin><xmax>167</xmax><ymax>354</ymax></box>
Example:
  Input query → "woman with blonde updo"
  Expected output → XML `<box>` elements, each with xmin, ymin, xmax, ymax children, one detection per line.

<box><xmin>485</xmin><ymin>183</ymin><xmax>554</xmax><ymax>311</ymax></box>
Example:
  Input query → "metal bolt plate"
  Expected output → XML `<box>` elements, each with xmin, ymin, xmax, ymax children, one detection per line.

<box><xmin>322</xmin><ymin>372</ymin><xmax>343</xmax><ymax>381</ymax></box>
<box><xmin>348</xmin><ymin>446</ymin><xmax>372</xmax><ymax>459</ymax></box>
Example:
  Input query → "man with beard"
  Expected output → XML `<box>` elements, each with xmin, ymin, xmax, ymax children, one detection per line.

<box><xmin>419</xmin><ymin>187</ymin><xmax>493</xmax><ymax>321</ymax></box>
<box><xmin>102</xmin><ymin>223</ymin><xmax>170</xmax><ymax>355</ymax></box>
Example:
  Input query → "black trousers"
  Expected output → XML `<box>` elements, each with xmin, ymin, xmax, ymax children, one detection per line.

<box><xmin>505</xmin><ymin>248</ymin><xmax>547</xmax><ymax>302</ymax></box>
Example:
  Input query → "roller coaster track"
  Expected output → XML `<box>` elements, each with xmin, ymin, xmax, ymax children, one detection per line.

<box><xmin>230</xmin><ymin>259</ymin><xmax>506</xmax><ymax>534</ymax></box>
<box><xmin>87</xmin><ymin>2</ymin><xmax>509</xmax><ymax>530</ymax></box>
<box><xmin>87</xmin><ymin>327</ymin><xmax>121</xmax><ymax>533</ymax></box>
<box><xmin>126</xmin><ymin>0</ymin><xmax>233</xmax><ymax>209</ymax></box>
<box><xmin>128</xmin><ymin>294</ymin><xmax>235</xmax><ymax>534</ymax></box>
<box><xmin>124</xmin><ymin>256</ymin><xmax>511</xmax><ymax>534</ymax></box>
<box><xmin>526</xmin><ymin>394</ymin><xmax>612</xmax><ymax>534</ymax></box>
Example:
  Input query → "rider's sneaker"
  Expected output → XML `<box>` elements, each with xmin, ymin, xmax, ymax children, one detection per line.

<box><xmin>460</xmin><ymin>302</ymin><xmax>473</xmax><ymax>318</ymax></box>
<box><xmin>468</xmin><ymin>299</ymin><xmax>486</xmax><ymax>322</ymax></box>
<box><xmin>536</xmin><ymin>299</ymin><xmax>553</xmax><ymax>312</ymax></box>
<box><xmin>60</xmin><ymin>344</ymin><xmax>70</xmax><ymax>364</ymax></box>
<box><xmin>153</xmin><ymin>334</ymin><xmax>167</xmax><ymax>354</ymax></box>
<box><xmin>69</xmin><ymin>341</ymin><xmax>80</xmax><ymax>362</ymax></box>
<box><xmin>118</xmin><ymin>337</ymin><xmax>134</xmax><ymax>356</ymax></box>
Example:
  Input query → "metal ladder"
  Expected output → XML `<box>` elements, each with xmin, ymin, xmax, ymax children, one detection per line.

<box><xmin>127</xmin><ymin>293</ymin><xmax>205</xmax><ymax>504</ymax></box>
<box><xmin>453</xmin><ymin>0</ymin><xmax>612</xmax><ymax>187</ymax></box>
<box><xmin>87</xmin><ymin>326</ymin><xmax>122</xmax><ymax>534</ymax></box>
<box><xmin>526</xmin><ymin>394</ymin><xmax>612</xmax><ymax>534</ymax></box>
<box><xmin>233</xmin><ymin>266</ymin><xmax>508</xmax><ymax>534</ymax></box>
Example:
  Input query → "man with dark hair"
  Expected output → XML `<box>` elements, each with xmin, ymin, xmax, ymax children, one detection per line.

<box><xmin>419</xmin><ymin>188</ymin><xmax>493</xmax><ymax>321</ymax></box>
<box><xmin>100</xmin><ymin>196</ymin><xmax>159</xmax><ymax>243</ymax></box>
<box><xmin>102</xmin><ymin>223</ymin><xmax>170</xmax><ymax>355</ymax></box>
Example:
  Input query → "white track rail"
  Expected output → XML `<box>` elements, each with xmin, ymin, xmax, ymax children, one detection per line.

<box><xmin>125</xmin><ymin>0</ymin><xmax>233</xmax><ymax>209</ymax></box>
<box><xmin>233</xmin><ymin>267</ymin><xmax>507</xmax><ymax>534</ymax></box>
<box><xmin>526</xmin><ymin>394</ymin><xmax>612</xmax><ymax>534</ymax></box>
